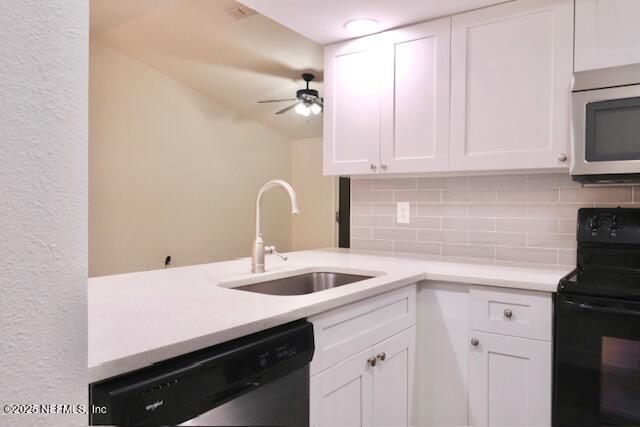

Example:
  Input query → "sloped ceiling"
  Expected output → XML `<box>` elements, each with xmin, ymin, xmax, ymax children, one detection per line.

<box><xmin>91</xmin><ymin>0</ymin><xmax>324</xmax><ymax>139</ymax></box>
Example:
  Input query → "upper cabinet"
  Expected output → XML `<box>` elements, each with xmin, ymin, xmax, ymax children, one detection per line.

<box><xmin>323</xmin><ymin>19</ymin><xmax>451</xmax><ymax>175</ymax></box>
<box><xmin>380</xmin><ymin>19</ymin><xmax>451</xmax><ymax>174</ymax></box>
<box><xmin>450</xmin><ymin>0</ymin><xmax>573</xmax><ymax>171</ymax></box>
<box><xmin>575</xmin><ymin>0</ymin><xmax>640</xmax><ymax>71</ymax></box>
<box><xmin>323</xmin><ymin>34</ymin><xmax>384</xmax><ymax>175</ymax></box>
<box><xmin>323</xmin><ymin>0</ymin><xmax>574</xmax><ymax>176</ymax></box>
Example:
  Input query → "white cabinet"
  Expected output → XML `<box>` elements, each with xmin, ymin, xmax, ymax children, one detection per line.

<box><xmin>380</xmin><ymin>18</ymin><xmax>451</xmax><ymax>173</ymax></box>
<box><xmin>372</xmin><ymin>328</ymin><xmax>415</xmax><ymax>427</ymax></box>
<box><xmin>449</xmin><ymin>0</ymin><xmax>573</xmax><ymax>171</ymax></box>
<box><xmin>309</xmin><ymin>285</ymin><xmax>417</xmax><ymax>427</ymax></box>
<box><xmin>468</xmin><ymin>331</ymin><xmax>552</xmax><ymax>427</ymax></box>
<box><xmin>323</xmin><ymin>34</ymin><xmax>383</xmax><ymax>175</ymax></box>
<box><xmin>575</xmin><ymin>0</ymin><xmax>640</xmax><ymax>71</ymax></box>
<box><xmin>417</xmin><ymin>282</ymin><xmax>553</xmax><ymax>427</ymax></box>
<box><xmin>310</xmin><ymin>327</ymin><xmax>415</xmax><ymax>427</ymax></box>
<box><xmin>310</xmin><ymin>348</ymin><xmax>373</xmax><ymax>427</ymax></box>
<box><xmin>323</xmin><ymin>19</ymin><xmax>451</xmax><ymax>175</ymax></box>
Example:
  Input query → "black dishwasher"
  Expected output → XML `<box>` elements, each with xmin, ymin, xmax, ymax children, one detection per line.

<box><xmin>89</xmin><ymin>320</ymin><xmax>314</xmax><ymax>426</ymax></box>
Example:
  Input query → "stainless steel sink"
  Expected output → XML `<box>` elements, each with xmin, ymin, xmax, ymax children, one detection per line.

<box><xmin>233</xmin><ymin>272</ymin><xmax>374</xmax><ymax>296</ymax></box>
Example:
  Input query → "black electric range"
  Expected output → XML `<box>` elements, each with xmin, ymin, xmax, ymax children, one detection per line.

<box><xmin>554</xmin><ymin>208</ymin><xmax>640</xmax><ymax>427</ymax></box>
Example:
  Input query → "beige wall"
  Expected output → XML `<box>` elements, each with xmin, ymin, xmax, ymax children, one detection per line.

<box><xmin>89</xmin><ymin>40</ymin><xmax>294</xmax><ymax>276</ymax></box>
<box><xmin>290</xmin><ymin>138</ymin><xmax>337</xmax><ymax>251</ymax></box>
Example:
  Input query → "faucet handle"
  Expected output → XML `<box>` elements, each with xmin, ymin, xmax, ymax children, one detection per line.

<box><xmin>264</xmin><ymin>246</ymin><xmax>288</xmax><ymax>261</ymax></box>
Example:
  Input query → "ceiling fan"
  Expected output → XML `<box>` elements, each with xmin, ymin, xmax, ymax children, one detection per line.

<box><xmin>258</xmin><ymin>73</ymin><xmax>323</xmax><ymax>117</ymax></box>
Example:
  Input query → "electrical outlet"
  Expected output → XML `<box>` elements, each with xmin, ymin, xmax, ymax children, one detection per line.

<box><xmin>396</xmin><ymin>202</ymin><xmax>410</xmax><ymax>224</ymax></box>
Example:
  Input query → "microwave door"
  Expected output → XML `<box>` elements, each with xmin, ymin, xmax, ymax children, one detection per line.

<box><xmin>572</xmin><ymin>84</ymin><xmax>640</xmax><ymax>178</ymax></box>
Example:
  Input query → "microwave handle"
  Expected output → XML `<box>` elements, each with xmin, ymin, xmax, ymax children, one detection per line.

<box><xmin>563</xmin><ymin>299</ymin><xmax>640</xmax><ymax>317</ymax></box>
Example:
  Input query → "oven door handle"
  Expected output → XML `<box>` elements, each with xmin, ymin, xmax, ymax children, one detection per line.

<box><xmin>563</xmin><ymin>299</ymin><xmax>640</xmax><ymax>316</ymax></box>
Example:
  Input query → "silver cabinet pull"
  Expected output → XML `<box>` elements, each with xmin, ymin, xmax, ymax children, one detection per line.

<box><xmin>376</xmin><ymin>352</ymin><xmax>386</xmax><ymax>361</ymax></box>
<box><xmin>367</xmin><ymin>356</ymin><xmax>377</xmax><ymax>367</ymax></box>
<box><xmin>504</xmin><ymin>308</ymin><xmax>513</xmax><ymax>318</ymax></box>
<box><xmin>370</xmin><ymin>163</ymin><xmax>377</xmax><ymax>171</ymax></box>
<box><xmin>471</xmin><ymin>338</ymin><xmax>479</xmax><ymax>346</ymax></box>
<box><xmin>558</xmin><ymin>153</ymin><xmax>567</xmax><ymax>162</ymax></box>
<box><xmin>380</xmin><ymin>163</ymin><xmax>387</xmax><ymax>170</ymax></box>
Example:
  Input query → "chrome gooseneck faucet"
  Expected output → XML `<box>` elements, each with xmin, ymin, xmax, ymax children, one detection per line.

<box><xmin>251</xmin><ymin>179</ymin><xmax>299</xmax><ymax>273</ymax></box>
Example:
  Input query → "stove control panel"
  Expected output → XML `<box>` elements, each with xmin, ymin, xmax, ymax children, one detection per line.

<box><xmin>578</xmin><ymin>208</ymin><xmax>640</xmax><ymax>244</ymax></box>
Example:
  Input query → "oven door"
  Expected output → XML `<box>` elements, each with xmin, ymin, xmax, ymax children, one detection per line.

<box><xmin>572</xmin><ymin>84</ymin><xmax>640</xmax><ymax>179</ymax></box>
<box><xmin>554</xmin><ymin>294</ymin><xmax>640</xmax><ymax>426</ymax></box>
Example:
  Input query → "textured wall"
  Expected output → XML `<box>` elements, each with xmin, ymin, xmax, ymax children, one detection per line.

<box><xmin>351</xmin><ymin>173</ymin><xmax>639</xmax><ymax>265</ymax></box>
<box><xmin>0</xmin><ymin>1</ymin><xmax>88</xmax><ymax>426</ymax></box>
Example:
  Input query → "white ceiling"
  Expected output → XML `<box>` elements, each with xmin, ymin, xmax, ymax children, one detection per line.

<box><xmin>239</xmin><ymin>0</ymin><xmax>510</xmax><ymax>44</ymax></box>
<box><xmin>91</xmin><ymin>0</ymin><xmax>323</xmax><ymax>139</ymax></box>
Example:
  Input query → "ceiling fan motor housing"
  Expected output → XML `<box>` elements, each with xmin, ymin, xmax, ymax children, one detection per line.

<box><xmin>297</xmin><ymin>88</ymin><xmax>319</xmax><ymax>102</ymax></box>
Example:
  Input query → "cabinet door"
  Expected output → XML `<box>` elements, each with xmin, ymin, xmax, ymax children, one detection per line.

<box><xmin>575</xmin><ymin>0</ymin><xmax>640</xmax><ymax>71</ymax></box>
<box><xmin>323</xmin><ymin>35</ymin><xmax>383</xmax><ymax>176</ymax></box>
<box><xmin>310</xmin><ymin>348</ymin><xmax>374</xmax><ymax>427</ymax></box>
<box><xmin>380</xmin><ymin>18</ymin><xmax>451</xmax><ymax>173</ymax></box>
<box><xmin>372</xmin><ymin>327</ymin><xmax>415</xmax><ymax>427</ymax></box>
<box><xmin>468</xmin><ymin>331</ymin><xmax>552</xmax><ymax>427</ymax></box>
<box><xmin>450</xmin><ymin>0</ymin><xmax>573</xmax><ymax>171</ymax></box>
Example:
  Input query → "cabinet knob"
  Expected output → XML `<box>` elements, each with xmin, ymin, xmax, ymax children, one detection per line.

<box><xmin>367</xmin><ymin>356</ymin><xmax>377</xmax><ymax>367</ymax></box>
<box><xmin>370</xmin><ymin>163</ymin><xmax>377</xmax><ymax>171</ymax></box>
<box><xmin>380</xmin><ymin>163</ymin><xmax>387</xmax><ymax>170</ymax></box>
<box><xmin>558</xmin><ymin>153</ymin><xmax>567</xmax><ymax>162</ymax></box>
<box><xmin>471</xmin><ymin>338</ymin><xmax>479</xmax><ymax>346</ymax></box>
<box><xmin>376</xmin><ymin>352</ymin><xmax>386</xmax><ymax>361</ymax></box>
<box><xmin>504</xmin><ymin>308</ymin><xmax>513</xmax><ymax>318</ymax></box>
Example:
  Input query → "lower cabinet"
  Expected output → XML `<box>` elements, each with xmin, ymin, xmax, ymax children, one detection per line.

<box><xmin>310</xmin><ymin>327</ymin><xmax>415</xmax><ymax>427</ymax></box>
<box><xmin>417</xmin><ymin>282</ymin><xmax>553</xmax><ymax>427</ymax></box>
<box><xmin>468</xmin><ymin>331</ymin><xmax>552</xmax><ymax>427</ymax></box>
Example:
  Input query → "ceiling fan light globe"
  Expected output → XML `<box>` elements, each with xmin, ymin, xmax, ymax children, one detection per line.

<box><xmin>295</xmin><ymin>103</ymin><xmax>311</xmax><ymax>117</ymax></box>
<box><xmin>310</xmin><ymin>103</ymin><xmax>322</xmax><ymax>115</ymax></box>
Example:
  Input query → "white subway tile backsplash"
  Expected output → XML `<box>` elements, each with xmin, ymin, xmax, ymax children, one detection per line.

<box><xmin>417</xmin><ymin>229</ymin><xmax>467</xmax><ymax>243</ymax></box>
<box><xmin>443</xmin><ymin>189</ymin><xmax>496</xmax><ymax>203</ymax></box>
<box><xmin>527</xmin><ymin>233</ymin><xmax>576</xmax><ymax>249</ymax></box>
<box><xmin>351</xmin><ymin>238</ymin><xmax>392</xmax><ymax>251</ymax></box>
<box><xmin>394</xmin><ymin>190</ymin><xmax>441</xmax><ymax>203</ymax></box>
<box><xmin>497</xmin><ymin>188</ymin><xmax>559</xmax><ymax>202</ymax></box>
<box><xmin>372</xmin><ymin>178</ymin><xmax>417</xmax><ymax>190</ymax></box>
<box><xmin>350</xmin><ymin>173</ymin><xmax>631</xmax><ymax>266</ymax></box>
<box><xmin>496</xmin><ymin>218</ymin><xmax>558</xmax><ymax>233</ymax></box>
<box><xmin>443</xmin><ymin>244</ymin><xmax>495</xmax><ymax>259</ymax></box>
<box><xmin>417</xmin><ymin>203</ymin><xmax>468</xmax><ymax>217</ymax></box>
<box><xmin>468</xmin><ymin>203</ymin><xmax>526</xmax><ymax>218</ymax></box>
<box><xmin>468</xmin><ymin>231</ymin><xmax>526</xmax><ymax>246</ymax></box>
<box><xmin>495</xmin><ymin>247</ymin><xmax>558</xmax><ymax>264</ymax></box>
<box><xmin>559</xmin><ymin>187</ymin><xmax>632</xmax><ymax>203</ymax></box>
<box><xmin>443</xmin><ymin>217</ymin><xmax>495</xmax><ymax>231</ymax></box>
<box><xmin>352</xmin><ymin>191</ymin><xmax>394</xmax><ymax>203</ymax></box>
<box><xmin>393</xmin><ymin>240</ymin><xmax>441</xmax><ymax>255</ymax></box>
<box><xmin>468</xmin><ymin>174</ymin><xmax>527</xmax><ymax>189</ymax></box>
<box><xmin>372</xmin><ymin>227</ymin><xmax>416</xmax><ymax>241</ymax></box>
<box><xmin>351</xmin><ymin>227</ymin><xmax>372</xmax><ymax>239</ymax></box>
<box><xmin>352</xmin><ymin>215</ymin><xmax>394</xmax><ymax>227</ymax></box>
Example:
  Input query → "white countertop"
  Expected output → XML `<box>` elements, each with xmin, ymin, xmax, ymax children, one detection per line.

<box><xmin>89</xmin><ymin>248</ymin><xmax>571</xmax><ymax>382</ymax></box>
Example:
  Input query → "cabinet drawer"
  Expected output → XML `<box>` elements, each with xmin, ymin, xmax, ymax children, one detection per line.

<box><xmin>469</xmin><ymin>287</ymin><xmax>552</xmax><ymax>341</ymax></box>
<box><xmin>310</xmin><ymin>285</ymin><xmax>416</xmax><ymax>376</ymax></box>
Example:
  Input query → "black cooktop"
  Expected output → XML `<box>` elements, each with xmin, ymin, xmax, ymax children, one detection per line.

<box><xmin>558</xmin><ymin>208</ymin><xmax>640</xmax><ymax>301</ymax></box>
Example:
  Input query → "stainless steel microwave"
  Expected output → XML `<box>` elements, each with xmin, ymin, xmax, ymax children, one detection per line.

<box><xmin>572</xmin><ymin>63</ymin><xmax>640</xmax><ymax>184</ymax></box>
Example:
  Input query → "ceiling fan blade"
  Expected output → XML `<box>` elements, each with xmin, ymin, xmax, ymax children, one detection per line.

<box><xmin>313</xmin><ymin>99</ymin><xmax>323</xmax><ymax>108</ymax></box>
<box><xmin>257</xmin><ymin>98</ymin><xmax>297</xmax><ymax>104</ymax></box>
<box><xmin>275</xmin><ymin>102</ymin><xmax>300</xmax><ymax>115</ymax></box>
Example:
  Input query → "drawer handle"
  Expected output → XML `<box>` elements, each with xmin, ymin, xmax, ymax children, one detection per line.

<box><xmin>504</xmin><ymin>308</ymin><xmax>513</xmax><ymax>319</ymax></box>
<box><xmin>376</xmin><ymin>352</ymin><xmax>386</xmax><ymax>362</ymax></box>
<box><xmin>471</xmin><ymin>338</ymin><xmax>479</xmax><ymax>346</ymax></box>
<box><xmin>367</xmin><ymin>356</ymin><xmax>377</xmax><ymax>367</ymax></box>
